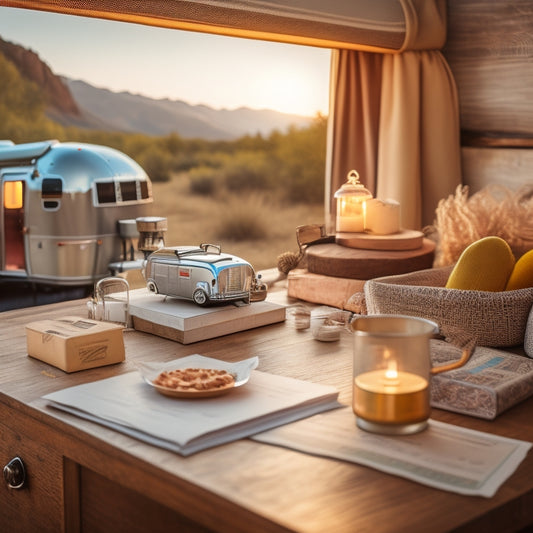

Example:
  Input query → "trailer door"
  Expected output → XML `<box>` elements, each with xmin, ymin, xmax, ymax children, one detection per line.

<box><xmin>2</xmin><ymin>177</ymin><xmax>26</xmax><ymax>271</ymax></box>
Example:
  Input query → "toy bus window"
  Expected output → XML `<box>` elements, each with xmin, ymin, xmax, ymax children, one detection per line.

<box><xmin>140</xmin><ymin>180</ymin><xmax>151</xmax><ymax>199</ymax></box>
<box><xmin>120</xmin><ymin>181</ymin><xmax>137</xmax><ymax>202</ymax></box>
<box><xmin>96</xmin><ymin>181</ymin><xmax>116</xmax><ymax>203</ymax></box>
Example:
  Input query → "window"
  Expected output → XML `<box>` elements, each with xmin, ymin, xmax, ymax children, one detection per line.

<box><xmin>95</xmin><ymin>179</ymin><xmax>153</xmax><ymax>206</ymax></box>
<box><xmin>41</xmin><ymin>177</ymin><xmax>63</xmax><ymax>210</ymax></box>
<box><xmin>4</xmin><ymin>180</ymin><xmax>23</xmax><ymax>209</ymax></box>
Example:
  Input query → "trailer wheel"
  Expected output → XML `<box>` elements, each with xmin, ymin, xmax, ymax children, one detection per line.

<box><xmin>193</xmin><ymin>289</ymin><xmax>208</xmax><ymax>306</ymax></box>
<box><xmin>147</xmin><ymin>280</ymin><xmax>158</xmax><ymax>293</ymax></box>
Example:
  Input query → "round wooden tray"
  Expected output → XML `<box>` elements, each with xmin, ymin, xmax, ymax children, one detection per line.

<box><xmin>306</xmin><ymin>240</ymin><xmax>436</xmax><ymax>280</ymax></box>
<box><xmin>335</xmin><ymin>229</ymin><xmax>424</xmax><ymax>251</ymax></box>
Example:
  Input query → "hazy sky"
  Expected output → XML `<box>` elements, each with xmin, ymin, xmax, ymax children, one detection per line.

<box><xmin>0</xmin><ymin>7</ymin><xmax>331</xmax><ymax>116</ymax></box>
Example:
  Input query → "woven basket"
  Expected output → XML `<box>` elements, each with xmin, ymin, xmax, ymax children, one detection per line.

<box><xmin>525</xmin><ymin>307</ymin><xmax>533</xmax><ymax>357</ymax></box>
<box><xmin>364</xmin><ymin>266</ymin><xmax>533</xmax><ymax>347</ymax></box>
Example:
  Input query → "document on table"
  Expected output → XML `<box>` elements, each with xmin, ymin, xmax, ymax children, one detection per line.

<box><xmin>42</xmin><ymin>355</ymin><xmax>341</xmax><ymax>456</ymax></box>
<box><xmin>252</xmin><ymin>406</ymin><xmax>532</xmax><ymax>497</ymax></box>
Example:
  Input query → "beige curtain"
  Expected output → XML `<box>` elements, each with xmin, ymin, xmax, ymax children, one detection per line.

<box><xmin>327</xmin><ymin>48</ymin><xmax>462</xmax><ymax>231</ymax></box>
<box><xmin>325</xmin><ymin>51</ymin><xmax>383</xmax><ymax>213</ymax></box>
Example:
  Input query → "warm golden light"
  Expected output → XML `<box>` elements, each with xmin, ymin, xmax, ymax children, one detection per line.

<box><xmin>381</xmin><ymin>353</ymin><xmax>401</xmax><ymax>385</ymax></box>
<box><xmin>353</xmin><ymin>347</ymin><xmax>429</xmax><ymax>428</ymax></box>
<box><xmin>4</xmin><ymin>181</ymin><xmax>23</xmax><ymax>209</ymax></box>
<box><xmin>334</xmin><ymin>170</ymin><xmax>372</xmax><ymax>233</ymax></box>
<box><xmin>384</xmin><ymin>366</ymin><xmax>399</xmax><ymax>381</ymax></box>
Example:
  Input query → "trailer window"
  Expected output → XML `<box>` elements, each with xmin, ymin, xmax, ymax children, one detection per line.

<box><xmin>140</xmin><ymin>181</ymin><xmax>150</xmax><ymax>200</ymax></box>
<box><xmin>95</xmin><ymin>179</ymin><xmax>152</xmax><ymax>206</ymax></box>
<box><xmin>96</xmin><ymin>181</ymin><xmax>117</xmax><ymax>204</ymax></box>
<box><xmin>120</xmin><ymin>181</ymin><xmax>138</xmax><ymax>202</ymax></box>
<box><xmin>41</xmin><ymin>178</ymin><xmax>63</xmax><ymax>210</ymax></box>
<box><xmin>42</xmin><ymin>178</ymin><xmax>63</xmax><ymax>198</ymax></box>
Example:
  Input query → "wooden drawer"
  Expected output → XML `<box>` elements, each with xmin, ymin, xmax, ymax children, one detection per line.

<box><xmin>78</xmin><ymin>466</ymin><xmax>211</xmax><ymax>533</ymax></box>
<box><xmin>0</xmin><ymin>400</ymin><xmax>211</xmax><ymax>532</ymax></box>
<box><xmin>0</xmin><ymin>402</ymin><xmax>64</xmax><ymax>532</ymax></box>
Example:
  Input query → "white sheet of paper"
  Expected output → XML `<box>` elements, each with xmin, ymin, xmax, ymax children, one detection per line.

<box><xmin>252</xmin><ymin>406</ymin><xmax>532</xmax><ymax>497</ymax></box>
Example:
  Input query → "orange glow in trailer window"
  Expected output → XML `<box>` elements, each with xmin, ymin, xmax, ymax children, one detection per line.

<box><xmin>4</xmin><ymin>181</ymin><xmax>23</xmax><ymax>209</ymax></box>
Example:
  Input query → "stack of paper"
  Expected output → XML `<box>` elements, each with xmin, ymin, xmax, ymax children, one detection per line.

<box><xmin>43</xmin><ymin>354</ymin><xmax>341</xmax><ymax>456</ymax></box>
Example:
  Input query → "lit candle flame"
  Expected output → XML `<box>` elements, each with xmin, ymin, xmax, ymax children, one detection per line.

<box><xmin>385</xmin><ymin>358</ymin><xmax>398</xmax><ymax>379</ymax></box>
<box><xmin>385</xmin><ymin>367</ymin><xmax>398</xmax><ymax>380</ymax></box>
<box><xmin>382</xmin><ymin>357</ymin><xmax>400</xmax><ymax>386</ymax></box>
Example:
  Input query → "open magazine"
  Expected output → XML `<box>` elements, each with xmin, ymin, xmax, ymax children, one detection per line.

<box><xmin>43</xmin><ymin>354</ymin><xmax>341</xmax><ymax>456</ymax></box>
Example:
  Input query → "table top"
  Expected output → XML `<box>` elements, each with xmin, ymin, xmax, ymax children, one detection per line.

<box><xmin>1</xmin><ymin>294</ymin><xmax>533</xmax><ymax>533</ymax></box>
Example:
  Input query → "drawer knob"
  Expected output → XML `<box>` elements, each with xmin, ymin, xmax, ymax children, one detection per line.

<box><xmin>3</xmin><ymin>457</ymin><xmax>26</xmax><ymax>489</ymax></box>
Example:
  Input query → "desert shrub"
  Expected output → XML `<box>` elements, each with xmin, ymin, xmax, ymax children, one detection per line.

<box><xmin>160</xmin><ymin>133</ymin><xmax>184</xmax><ymax>154</ymax></box>
<box><xmin>222</xmin><ymin>151</ymin><xmax>275</xmax><ymax>192</ymax></box>
<box><xmin>172</xmin><ymin>153</ymin><xmax>200</xmax><ymax>172</ymax></box>
<box><xmin>273</xmin><ymin>115</ymin><xmax>327</xmax><ymax>204</ymax></box>
<box><xmin>215</xmin><ymin>194</ymin><xmax>270</xmax><ymax>241</ymax></box>
<box><xmin>189</xmin><ymin>166</ymin><xmax>218</xmax><ymax>195</ymax></box>
<box><xmin>135</xmin><ymin>144</ymin><xmax>173</xmax><ymax>182</ymax></box>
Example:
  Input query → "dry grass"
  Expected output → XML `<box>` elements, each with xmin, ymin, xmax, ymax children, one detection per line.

<box><xmin>151</xmin><ymin>174</ymin><xmax>325</xmax><ymax>271</ymax></box>
<box><xmin>433</xmin><ymin>184</ymin><xmax>533</xmax><ymax>266</ymax></box>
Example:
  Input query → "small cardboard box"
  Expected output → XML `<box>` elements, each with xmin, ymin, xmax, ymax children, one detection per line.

<box><xmin>26</xmin><ymin>316</ymin><xmax>125</xmax><ymax>372</ymax></box>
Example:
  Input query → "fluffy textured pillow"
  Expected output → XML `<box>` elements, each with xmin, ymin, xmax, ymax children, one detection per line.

<box><xmin>446</xmin><ymin>236</ymin><xmax>515</xmax><ymax>291</ymax></box>
<box><xmin>506</xmin><ymin>249</ymin><xmax>533</xmax><ymax>290</ymax></box>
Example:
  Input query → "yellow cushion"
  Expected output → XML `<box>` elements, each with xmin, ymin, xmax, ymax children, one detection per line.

<box><xmin>506</xmin><ymin>249</ymin><xmax>533</xmax><ymax>290</ymax></box>
<box><xmin>445</xmin><ymin>236</ymin><xmax>515</xmax><ymax>291</ymax></box>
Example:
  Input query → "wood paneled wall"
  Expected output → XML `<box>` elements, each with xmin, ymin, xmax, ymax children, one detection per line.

<box><xmin>443</xmin><ymin>0</ymin><xmax>533</xmax><ymax>193</ymax></box>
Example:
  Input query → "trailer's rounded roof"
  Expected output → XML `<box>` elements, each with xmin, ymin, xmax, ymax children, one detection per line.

<box><xmin>36</xmin><ymin>142</ymin><xmax>148</xmax><ymax>183</ymax></box>
<box><xmin>0</xmin><ymin>140</ymin><xmax>57</xmax><ymax>163</ymax></box>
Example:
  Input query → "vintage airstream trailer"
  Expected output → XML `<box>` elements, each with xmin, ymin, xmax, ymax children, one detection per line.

<box><xmin>144</xmin><ymin>244</ymin><xmax>257</xmax><ymax>306</ymax></box>
<box><xmin>0</xmin><ymin>140</ymin><xmax>153</xmax><ymax>286</ymax></box>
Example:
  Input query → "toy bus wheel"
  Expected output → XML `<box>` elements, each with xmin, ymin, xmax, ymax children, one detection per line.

<box><xmin>147</xmin><ymin>280</ymin><xmax>158</xmax><ymax>293</ymax></box>
<box><xmin>193</xmin><ymin>289</ymin><xmax>208</xmax><ymax>306</ymax></box>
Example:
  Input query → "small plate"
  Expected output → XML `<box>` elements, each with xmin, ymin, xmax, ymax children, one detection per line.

<box><xmin>138</xmin><ymin>354</ymin><xmax>259</xmax><ymax>399</ymax></box>
<box><xmin>151</xmin><ymin>379</ymin><xmax>236</xmax><ymax>399</ymax></box>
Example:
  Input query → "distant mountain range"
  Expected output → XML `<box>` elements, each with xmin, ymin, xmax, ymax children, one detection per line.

<box><xmin>0</xmin><ymin>36</ymin><xmax>314</xmax><ymax>140</ymax></box>
<box><xmin>64</xmin><ymin>79</ymin><xmax>314</xmax><ymax>140</ymax></box>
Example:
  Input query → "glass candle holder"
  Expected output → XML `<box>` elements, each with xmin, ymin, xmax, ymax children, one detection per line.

<box><xmin>351</xmin><ymin>315</ymin><xmax>438</xmax><ymax>435</ymax></box>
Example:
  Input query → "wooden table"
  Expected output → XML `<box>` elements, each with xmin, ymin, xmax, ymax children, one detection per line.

<box><xmin>1</xmin><ymin>295</ymin><xmax>533</xmax><ymax>532</ymax></box>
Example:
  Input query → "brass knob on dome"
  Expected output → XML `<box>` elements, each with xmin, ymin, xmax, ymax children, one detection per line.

<box><xmin>3</xmin><ymin>457</ymin><xmax>26</xmax><ymax>489</ymax></box>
